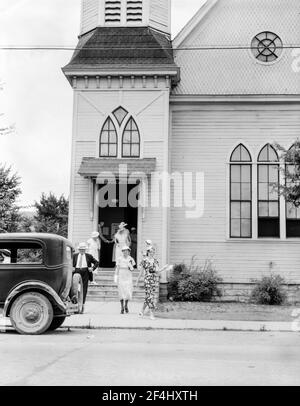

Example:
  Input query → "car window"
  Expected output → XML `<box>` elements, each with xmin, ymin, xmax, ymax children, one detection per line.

<box><xmin>17</xmin><ymin>248</ymin><xmax>43</xmax><ymax>264</ymax></box>
<box><xmin>66</xmin><ymin>246</ymin><xmax>73</xmax><ymax>266</ymax></box>
<box><xmin>0</xmin><ymin>242</ymin><xmax>44</xmax><ymax>265</ymax></box>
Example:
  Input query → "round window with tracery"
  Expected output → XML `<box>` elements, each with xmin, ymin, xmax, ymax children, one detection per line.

<box><xmin>251</xmin><ymin>32</ymin><xmax>283</xmax><ymax>63</ymax></box>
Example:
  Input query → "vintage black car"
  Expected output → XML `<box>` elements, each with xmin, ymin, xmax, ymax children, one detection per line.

<box><xmin>0</xmin><ymin>233</ymin><xmax>83</xmax><ymax>335</ymax></box>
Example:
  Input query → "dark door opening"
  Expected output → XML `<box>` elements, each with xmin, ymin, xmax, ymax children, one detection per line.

<box><xmin>98</xmin><ymin>183</ymin><xmax>138</xmax><ymax>269</ymax></box>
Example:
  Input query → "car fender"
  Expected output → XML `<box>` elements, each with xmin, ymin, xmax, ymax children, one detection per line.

<box><xmin>4</xmin><ymin>281</ymin><xmax>67</xmax><ymax>317</ymax></box>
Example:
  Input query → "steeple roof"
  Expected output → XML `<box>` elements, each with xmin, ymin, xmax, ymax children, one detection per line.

<box><xmin>63</xmin><ymin>26</ymin><xmax>178</xmax><ymax>72</ymax></box>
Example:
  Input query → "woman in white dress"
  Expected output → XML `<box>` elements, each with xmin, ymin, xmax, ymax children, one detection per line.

<box><xmin>112</xmin><ymin>222</ymin><xmax>131</xmax><ymax>264</ymax></box>
<box><xmin>114</xmin><ymin>246</ymin><xmax>135</xmax><ymax>314</ymax></box>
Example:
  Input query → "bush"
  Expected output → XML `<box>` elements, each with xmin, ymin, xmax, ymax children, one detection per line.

<box><xmin>168</xmin><ymin>258</ymin><xmax>222</xmax><ymax>302</ymax></box>
<box><xmin>250</xmin><ymin>274</ymin><xmax>286</xmax><ymax>305</ymax></box>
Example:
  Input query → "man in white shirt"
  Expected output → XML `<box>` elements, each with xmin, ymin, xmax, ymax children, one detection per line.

<box><xmin>73</xmin><ymin>242</ymin><xmax>99</xmax><ymax>312</ymax></box>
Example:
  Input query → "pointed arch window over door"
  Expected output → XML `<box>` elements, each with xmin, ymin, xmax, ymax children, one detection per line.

<box><xmin>257</xmin><ymin>144</ymin><xmax>280</xmax><ymax>238</ymax></box>
<box><xmin>230</xmin><ymin>144</ymin><xmax>252</xmax><ymax>238</ymax></box>
<box><xmin>112</xmin><ymin>107</ymin><xmax>128</xmax><ymax>126</ymax></box>
<box><xmin>99</xmin><ymin>118</ymin><xmax>118</xmax><ymax>157</ymax></box>
<box><xmin>122</xmin><ymin>117</ymin><xmax>140</xmax><ymax>158</ymax></box>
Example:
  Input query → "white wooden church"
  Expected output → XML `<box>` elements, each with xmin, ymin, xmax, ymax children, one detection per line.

<box><xmin>63</xmin><ymin>0</ymin><xmax>300</xmax><ymax>301</ymax></box>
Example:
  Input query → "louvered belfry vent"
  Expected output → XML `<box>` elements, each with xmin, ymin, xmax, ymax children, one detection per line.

<box><xmin>105</xmin><ymin>0</ymin><xmax>121</xmax><ymax>23</ymax></box>
<box><xmin>126</xmin><ymin>0</ymin><xmax>143</xmax><ymax>22</ymax></box>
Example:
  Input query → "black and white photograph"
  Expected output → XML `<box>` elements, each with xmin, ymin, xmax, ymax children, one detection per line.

<box><xmin>0</xmin><ymin>0</ymin><xmax>300</xmax><ymax>393</ymax></box>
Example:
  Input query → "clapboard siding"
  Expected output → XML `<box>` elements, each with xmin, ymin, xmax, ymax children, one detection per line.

<box><xmin>81</xmin><ymin>0</ymin><xmax>99</xmax><ymax>35</ymax></box>
<box><xmin>170</xmin><ymin>241</ymin><xmax>300</xmax><ymax>284</ymax></box>
<box><xmin>149</xmin><ymin>0</ymin><xmax>170</xmax><ymax>33</ymax></box>
<box><xmin>170</xmin><ymin>104</ymin><xmax>300</xmax><ymax>283</ymax></box>
<box><xmin>70</xmin><ymin>140</ymin><xmax>97</xmax><ymax>247</ymax></box>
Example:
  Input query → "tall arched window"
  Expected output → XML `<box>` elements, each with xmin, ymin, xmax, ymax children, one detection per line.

<box><xmin>285</xmin><ymin>145</ymin><xmax>300</xmax><ymax>237</ymax></box>
<box><xmin>257</xmin><ymin>144</ymin><xmax>280</xmax><ymax>238</ymax></box>
<box><xmin>230</xmin><ymin>144</ymin><xmax>252</xmax><ymax>238</ymax></box>
<box><xmin>99</xmin><ymin>118</ymin><xmax>118</xmax><ymax>157</ymax></box>
<box><xmin>122</xmin><ymin>117</ymin><xmax>140</xmax><ymax>158</ymax></box>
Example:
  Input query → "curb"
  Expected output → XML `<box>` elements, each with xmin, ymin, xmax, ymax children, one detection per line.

<box><xmin>61</xmin><ymin>325</ymin><xmax>295</xmax><ymax>333</ymax></box>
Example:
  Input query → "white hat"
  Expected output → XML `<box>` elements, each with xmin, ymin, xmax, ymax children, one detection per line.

<box><xmin>121</xmin><ymin>245</ymin><xmax>131</xmax><ymax>252</ymax></box>
<box><xmin>119</xmin><ymin>222</ymin><xmax>128</xmax><ymax>229</ymax></box>
<box><xmin>92</xmin><ymin>231</ymin><xmax>99</xmax><ymax>238</ymax></box>
<box><xmin>0</xmin><ymin>249</ymin><xmax>10</xmax><ymax>257</ymax></box>
<box><xmin>145</xmin><ymin>240</ymin><xmax>152</xmax><ymax>246</ymax></box>
<box><xmin>78</xmin><ymin>242</ymin><xmax>88</xmax><ymax>250</ymax></box>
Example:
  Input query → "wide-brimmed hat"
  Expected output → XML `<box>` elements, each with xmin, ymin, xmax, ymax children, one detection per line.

<box><xmin>121</xmin><ymin>245</ymin><xmax>131</xmax><ymax>252</ymax></box>
<box><xmin>145</xmin><ymin>240</ymin><xmax>153</xmax><ymax>246</ymax></box>
<box><xmin>78</xmin><ymin>242</ymin><xmax>88</xmax><ymax>250</ymax></box>
<box><xmin>91</xmin><ymin>231</ymin><xmax>99</xmax><ymax>238</ymax></box>
<box><xmin>119</xmin><ymin>222</ymin><xmax>127</xmax><ymax>229</ymax></box>
<box><xmin>0</xmin><ymin>249</ymin><xmax>11</xmax><ymax>257</ymax></box>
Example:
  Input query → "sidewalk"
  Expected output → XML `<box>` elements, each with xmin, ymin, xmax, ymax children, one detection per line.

<box><xmin>0</xmin><ymin>302</ymin><xmax>298</xmax><ymax>332</ymax></box>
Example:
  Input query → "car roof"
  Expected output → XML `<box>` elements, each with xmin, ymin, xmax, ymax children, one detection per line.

<box><xmin>0</xmin><ymin>233</ymin><xmax>74</xmax><ymax>248</ymax></box>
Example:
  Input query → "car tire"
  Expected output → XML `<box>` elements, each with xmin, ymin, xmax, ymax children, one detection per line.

<box><xmin>10</xmin><ymin>292</ymin><xmax>54</xmax><ymax>335</ymax></box>
<box><xmin>70</xmin><ymin>274</ymin><xmax>84</xmax><ymax>314</ymax></box>
<box><xmin>47</xmin><ymin>316</ymin><xmax>66</xmax><ymax>331</ymax></box>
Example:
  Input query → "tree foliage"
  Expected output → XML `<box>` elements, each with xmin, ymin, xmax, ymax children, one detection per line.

<box><xmin>0</xmin><ymin>165</ymin><xmax>22</xmax><ymax>233</ymax></box>
<box><xmin>34</xmin><ymin>193</ymin><xmax>69</xmax><ymax>237</ymax></box>
<box><xmin>275</xmin><ymin>140</ymin><xmax>300</xmax><ymax>206</ymax></box>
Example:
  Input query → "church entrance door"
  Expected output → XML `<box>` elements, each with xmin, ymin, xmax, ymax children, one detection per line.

<box><xmin>98</xmin><ymin>183</ymin><xmax>138</xmax><ymax>269</ymax></box>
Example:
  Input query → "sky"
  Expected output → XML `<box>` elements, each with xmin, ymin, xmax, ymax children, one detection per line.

<box><xmin>0</xmin><ymin>0</ymin><xmax>206</xmax><ymax>207</ymax></box>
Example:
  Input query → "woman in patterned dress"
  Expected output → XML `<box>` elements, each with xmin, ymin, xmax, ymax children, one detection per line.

<box><xmin>136</xmin><ymin>246</ymin><xmax>160</xmax><ymax>320</ymax></box>
<box><xmin>114</xmin><ymin>246</ymin><xmax>135</xmax><ymax>314</ymax></box>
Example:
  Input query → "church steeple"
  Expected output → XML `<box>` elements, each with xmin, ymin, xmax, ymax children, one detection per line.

<box><xmin>63</xmin><ymin>0</ymin><xmax>179</xmax><ymax>87</ymax></box>
<box><xmin>80</xmin><ymin>0</ymin><xmax>171</xmax><ymax>36</ymax></box>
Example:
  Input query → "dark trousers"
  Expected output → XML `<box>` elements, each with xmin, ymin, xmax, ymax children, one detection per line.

<box><xmin>74</xmin><ymin>268</ymin><xmax>89</xmax><ymax>304</ymax></box>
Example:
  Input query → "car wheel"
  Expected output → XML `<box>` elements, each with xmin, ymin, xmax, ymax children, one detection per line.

<box><xmin>10</xmin><ymin>292</ymin><xmax>54</xmax><ymax>335</ymax></box>
<box><xmin>47</xmin><ymin>316</ymin><xmax>66</xmax><ymax>331</ymax></box>
<box><xmin>70</xmin><ymin>274</ymin><xmax>84</xmax><ymax>314</ymax></box>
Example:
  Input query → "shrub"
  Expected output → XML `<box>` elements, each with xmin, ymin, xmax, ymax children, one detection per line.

<box><xmin>250</xmin><ymin>274</ymin><xmax>286</xmax><ymax>305</ymax></box>
<box><xmin>168</xmin><ymin>258</ymin><xmax>222</xmax><ymax>302</ymax></box>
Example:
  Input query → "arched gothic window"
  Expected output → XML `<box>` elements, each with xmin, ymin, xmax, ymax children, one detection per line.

<box><xmin>257</xmin><ymin>144</ymin><xmax>280</xmax><ymax>238</ymax></box>
<box><xmin>285</xmin><ymin>145</ymin><xmax>300</xmax><ymax>237</ymax></box>
<box><xmin>230</xmin><ymin>144</ymin><xmax>252</xmax><ymax>238</ymax></box>
<box><xmin>122</xmin><ymin>117</ymin><xmax>140</xmax><ymax>158</ymax></box>
<box><xmin>99</xmin><ymin>118</ymin><xmax>118</xmax><ymax>157</ymax></box>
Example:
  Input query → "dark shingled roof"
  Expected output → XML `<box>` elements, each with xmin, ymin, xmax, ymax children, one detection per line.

<box><xmin>78</xmin><ymin>157</ymin><xmax>157</xmax><ymax>178</ymax></box>
<box><xmin>63</xmin><ymin>26</ymin><xmax>178</xmax><ymax>71</ymax></box>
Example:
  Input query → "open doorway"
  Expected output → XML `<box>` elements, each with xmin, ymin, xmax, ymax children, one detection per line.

<box><xmin>98</xmin><ymin>183</ymin><xmax>138</xmax><ymax>269</ymax></box>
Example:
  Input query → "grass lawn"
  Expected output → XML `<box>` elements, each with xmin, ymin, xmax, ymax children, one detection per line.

<box><xmin>156</xmin><ymin>302</ymin><xmax>299</xmax><ymax>322</ymax></box>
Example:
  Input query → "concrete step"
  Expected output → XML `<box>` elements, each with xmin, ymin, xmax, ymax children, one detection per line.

<box><xmin>87</xmin><ymin>268</ymin><xmax>147</xmax><ymax>302</ymax></box>
<box><xmin>88</xmin><ymin>288</ymin><xmax>145</xmax><ymax>295</ymax></box>
<box><xmin>87</xmin><ymin>295</ymin><xmax>145</xmax><ymax>302</ymax></box>
<box><xmin>87</xmin><ymin>297</ymin><xmax>144</xmax><ymax>303</ymax></box>
<box><xmin>89</xmin><ymin>283</ymin><xmax>144</xmax><ymax>289</ymax></box>
<box><xmin>94</xmin><ymin>272</ymin><xmax>139</xmax><ymax>281</ymax></box>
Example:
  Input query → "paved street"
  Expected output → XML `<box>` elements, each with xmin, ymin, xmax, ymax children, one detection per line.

<box><xmin>0</xmin><ymin>329</ymin><xmax>299</xmax><ymax>386</ymax></box>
